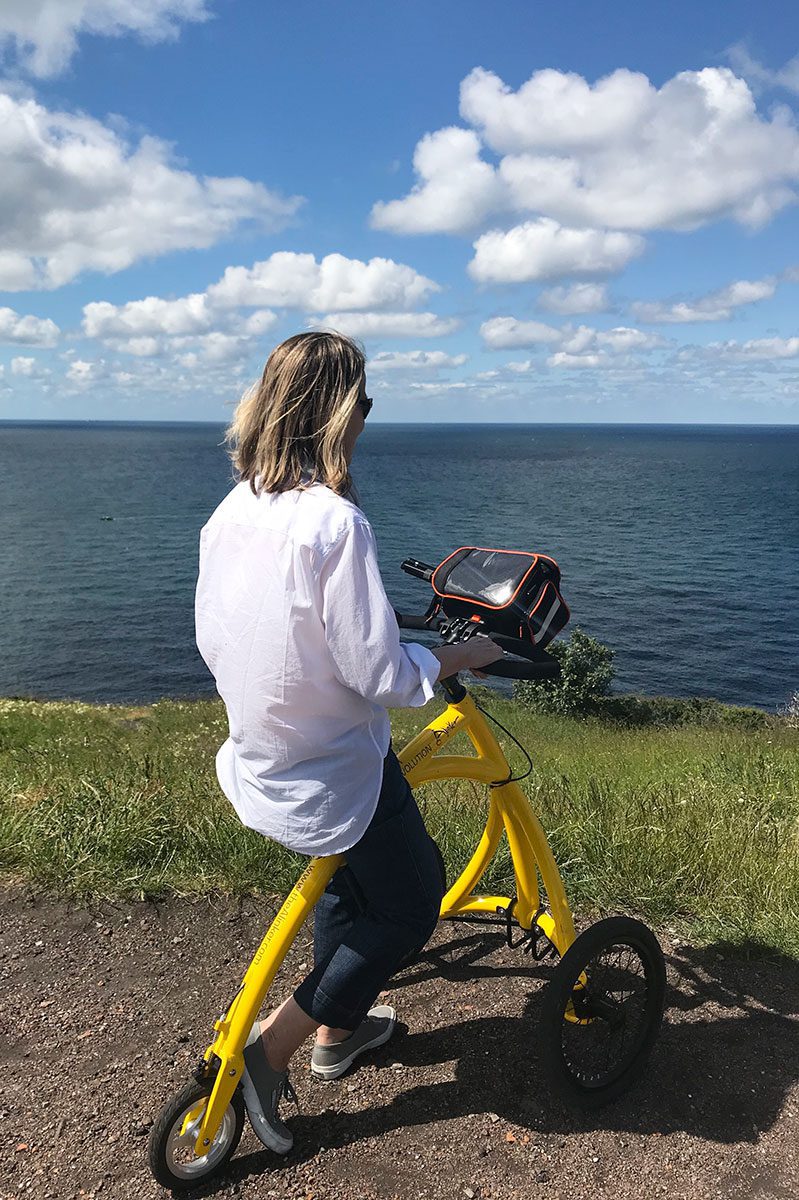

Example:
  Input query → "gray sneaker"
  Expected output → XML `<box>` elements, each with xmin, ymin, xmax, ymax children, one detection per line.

<box><xmin>310</xmin><ymin>1005</ymin><xmax>396</xmax><ymax>1080</ymax></box>
<box><xmin>241</xmin><ymin>1024</ymin><xmax>298</xmax><ymax>1155</ymax></box>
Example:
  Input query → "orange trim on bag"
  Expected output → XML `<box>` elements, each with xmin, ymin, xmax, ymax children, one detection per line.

<box><xmin>432</xmin><ymin>546</ymin><xmax>555</xmax><ymax>612</ymax></box>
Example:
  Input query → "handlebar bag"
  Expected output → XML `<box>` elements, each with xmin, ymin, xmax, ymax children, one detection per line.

<box><xmin>430</xmin><ymin>546</ymin><xmax>569</xmax><ymax>648</ymax></box>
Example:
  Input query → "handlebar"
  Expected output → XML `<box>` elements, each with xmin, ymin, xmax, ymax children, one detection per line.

<box><xmin>395</xmin><ymin>614</ymin><xmax>439</xmax><ymax>631</ymax></box>
<box><xmin>400</xmin><ymin>558</ymin><xmax>435</xmax><ymax>582</ymax></box>
<box><xmin>478</xmin><ymin>633</ymin><xmax>561</xmax><ymax>681</ymax></box>
<box><xmin>396</xmin><ymin>612</ymin><xmax>561</xmax><ymax>682</ymax></box>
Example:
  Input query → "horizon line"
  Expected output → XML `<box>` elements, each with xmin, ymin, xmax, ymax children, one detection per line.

<box><xmin>2</xmin><ymin>418</ymin><xmax>799</xmax><ymax>429</ymax></box>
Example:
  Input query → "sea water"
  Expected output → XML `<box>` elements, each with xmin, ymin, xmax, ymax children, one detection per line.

<box><xmin>1</xmin><ymin>422</ymin><xmax>796</xmax><ymax>710</ymax></box>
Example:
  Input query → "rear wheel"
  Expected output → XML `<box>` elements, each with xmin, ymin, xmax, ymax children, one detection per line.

<box><xmin>538</xmin><ymin>916</ymin><xmax>666</xmax><ymax>1108</ymax></box>
<box><xmin>148</xmin><ymin>1078</ymin><xmax>245</xmax><ymax>1191</ymax></box>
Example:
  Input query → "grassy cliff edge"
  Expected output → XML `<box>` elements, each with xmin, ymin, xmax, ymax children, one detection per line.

<box><xmin>1</xmin><ymin>694</ymin><xmax>797</xmax><ymax>956</ymax></box>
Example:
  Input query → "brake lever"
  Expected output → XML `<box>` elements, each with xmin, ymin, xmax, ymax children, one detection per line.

<box><xmin>438</xmin><ymin>616</ymin><xmax>483</xmax><ymax>644</ymax></box>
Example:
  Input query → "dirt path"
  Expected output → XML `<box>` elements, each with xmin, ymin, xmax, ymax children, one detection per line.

<box><xmin>1</xmin><ymin>886</ymin><xmax>798</xmax><ymax>1200</ymax></box>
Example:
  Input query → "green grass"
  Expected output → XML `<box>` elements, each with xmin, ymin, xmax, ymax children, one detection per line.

<box><xmin>1</xmin><ymin>694</ymin><xmax>798</xmax><ymax>956</ymax></box>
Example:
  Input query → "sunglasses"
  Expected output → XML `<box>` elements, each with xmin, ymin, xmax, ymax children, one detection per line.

<box><xmin>357</xmin><ymin>396</ymin><xmax>373</xmax><ymax>418</ymax></box>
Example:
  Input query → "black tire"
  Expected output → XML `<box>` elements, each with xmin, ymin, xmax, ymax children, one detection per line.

<box><xmin>538</xmin><ymin>916</ymin><xmax>666</xmax><ymax>1109</ymax></box>
<box><xmin>148</xmin><ymin>1077</ymin><xmax>245</xmax><ymax>1192</ymax></box>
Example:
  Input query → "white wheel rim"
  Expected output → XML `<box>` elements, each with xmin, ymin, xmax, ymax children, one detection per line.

<box><xmin>164</xmin><ymin>1098</ymin><xmax>237</xmax><ymax>1181</ymax></box>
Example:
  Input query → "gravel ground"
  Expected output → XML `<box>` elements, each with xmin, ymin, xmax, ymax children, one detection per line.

<box><xmin>1</xmin><ymin>885</ymin><xmax>798</xmax><ymax>1200</ymax></box>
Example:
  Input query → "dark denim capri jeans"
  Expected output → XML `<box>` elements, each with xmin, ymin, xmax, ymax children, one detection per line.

<box><xmin>293</xmin><ymin>745</ymin><xmax>444</xmax><ymax>1031</ymax></box>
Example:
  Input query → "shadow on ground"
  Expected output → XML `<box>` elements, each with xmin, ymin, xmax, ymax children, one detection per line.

<box><xmin>223</xmin><ymin>926</ymin><xmax>799</xmax><ymax>1188</ymax></box>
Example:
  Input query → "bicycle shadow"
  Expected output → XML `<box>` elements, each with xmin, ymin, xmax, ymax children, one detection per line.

<box><xmin>224</xmin><ymin>927</ymin><xmax>799</xmax><ymax>1187</ymax></box>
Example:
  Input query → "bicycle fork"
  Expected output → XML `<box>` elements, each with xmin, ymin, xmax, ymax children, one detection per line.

<box><xmin>186</xmin><ymin>855</ymin><xmax>341</xmax><ymax>1155</ymax></box>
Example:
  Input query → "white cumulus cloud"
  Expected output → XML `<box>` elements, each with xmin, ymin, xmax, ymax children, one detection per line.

<box><xmin>0</xmin><ymin>90</ymin><xmax>302</xmax><ymax>290</ymax></box>
<box><xmin>371</xmin><ymin>127</ymin><xmax>504</xmax><ymax>235</ymax></box>
<box><xmin>595</xmin><ymin>327</ymin><xmax>664</xmax><ymax>353</ymax></box>
<box><xmin>11</xmin><ymin>356</ymin><xmax>35</xmax><ymax>375</ymax></box>
<box><xmin>242</xmin><ymin>310</ymin><xmax>278</xmax><ymax>336</ymax></box>
<box><xmin>480</xmin><ymin>317</ymin><xmax>565</xmax><ymax>349</ymax></box>
<box><xmin>712</xmin><ymin>336</ymin><xmax>799</xmax><ymax>360</ymax></box>
<box><xmin>539</xmin><ymin>282</ymin><xmax>610</xmax><ymax>315</ymax></box>
<box><xmin>85</xmin><ymin>320</ymin><xmax>275</xmax><ymax>361</ymax></box>
<box><xmin>81</xmin><ymin>250</ymin><xmax>445</xmax><ymax>358</ymax></box>
<box><xmin>66</xmin><ymin>358</ymin><xmax>97</xmax><ymax>384</ymax></box>
<box><xmin>548</xmin><ymin>351</ymin><xmax>612</xmax><ymax>370</ymax></box>
<box><xmin>469</xmin><ymin>219</ymin><xmax>644</xmax><ymax>283</ymax></box>
<box><xmin>557</xmin><ymin>325</ymin><xmax>664</xmax><ymax>359</ymax></box>
<box><xmin>369</xmin><ymin>350</ymin><xmax>467</xmax><ymax>371</ymax></box>
<box><xmin>0</xmin><ymin>306</ymin><xmax>59</xmax><ymax>345</ymax></box>
<box><xmin>482</xmin><ymin>316</ymin><xmax>664</xmax><ymax>363</ymax></box>
<box><xmin>460</xmin><ymin>65</ymin><xmax>652</xmax><ymax>154</ymax></box>
<box><xmin>176</xmin><ymin>331</ymin><xmax>253</xmax><ymax>364</ymax></box>
<box><xmin>105</xmin><ymin>336</ymin><xmax>159</xmax><ymax>357</ymax></box>
<box><xmin>407</xmin><ymin>381</ymin><xmax>471</xmax><ymax>394</ymax></box>
<box><xmin>83</xmin><ymin>294</ymin><xmax>214</xmax><ymax>339</ymax></box>
<box><xmin>373</xmin><ymin>65</ymin><xmax>799</xmax><ymax>237</ymax></box>
<box><xmin>315</xmin><ymin>312</ymin><xmax>460</xmax><ymax>339</ymax></box>
<box><xmin>0</xmin><ymin>1</ymin><xmax>210</xmax><ymax>78</ymax></box>
<box><xmin>209</xmin><ymin>252</ymin><xmax>438</xmax><ymax>311</ymax></box>
<box><xmin>632</xmin><ymin>277</ymin><xmax>776</xmax><ymax>323</ymax></box>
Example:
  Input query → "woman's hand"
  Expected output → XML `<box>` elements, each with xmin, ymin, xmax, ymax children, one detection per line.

<box><xmin>430</xmin><ymin>634</ymin><xmax>503</xmax><ymax>681</ymax></box>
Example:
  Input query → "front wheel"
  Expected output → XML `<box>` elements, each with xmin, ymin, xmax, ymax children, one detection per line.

<box><xmin>148</xmin><ymin>1078</ymin><xmax>245</xmax><ymax>1191</ymax></box>
<box><xmin>538</xmin><ymin>916</ymin><xmax>666</xmax><ymax>1108</ymax></box>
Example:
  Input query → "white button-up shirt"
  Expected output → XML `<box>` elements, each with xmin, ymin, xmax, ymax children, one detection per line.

<box><xmin>195</xmin><ymin>479</ymin><xmax>441</xmax><ymax>855</ymax></box>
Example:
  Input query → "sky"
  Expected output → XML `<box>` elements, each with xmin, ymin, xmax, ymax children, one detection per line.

<box><xmin>1</xmin><ymin>0</ymin><xmax>799</xmax><ymax>423</ymax></box>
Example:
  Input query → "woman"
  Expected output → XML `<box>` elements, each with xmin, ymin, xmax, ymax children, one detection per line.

<box><xmin>195</xmin><ymin>331</ymin><xmax>501</xmax><ymax>1154</ymax></box>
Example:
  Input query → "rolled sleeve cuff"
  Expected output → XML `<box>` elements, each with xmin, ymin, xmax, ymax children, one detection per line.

<box><xmin>402</xmin><ymin>641</ymin><xmax>441</xmax><ymax>706</ymax></box>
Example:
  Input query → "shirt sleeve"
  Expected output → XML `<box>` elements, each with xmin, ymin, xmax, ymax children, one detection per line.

<box><xmin>319</xmin><ymin>517</ymin><xmax>440</xmax><ymax>708</ymax></box>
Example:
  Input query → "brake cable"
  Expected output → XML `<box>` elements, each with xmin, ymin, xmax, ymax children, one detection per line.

<box><xmin>472</xmin><ymin>695</ymin><xmax>534</xmax><ymax>787</ymax></box>
<box><xmin>398</xmin><ymin>603</ymin><xmax>536</xmax><ymax>787</ymax></box>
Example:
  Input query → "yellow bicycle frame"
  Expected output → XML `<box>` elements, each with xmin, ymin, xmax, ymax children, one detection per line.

<box><xmin>188</xmin><ymin>689</ymin><xmax>576</xmax><ymax>1155</ymax></box>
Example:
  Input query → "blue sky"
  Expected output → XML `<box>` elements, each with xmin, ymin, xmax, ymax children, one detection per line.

<box><xmin>1</xmin><ymin>0</ymin><xmax>799</xmax><ymax>422</ymax></box>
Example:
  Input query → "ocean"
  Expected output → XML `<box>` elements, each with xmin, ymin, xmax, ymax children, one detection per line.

<box><xmin>1</xmin><ymin>422</ymin><xmax>796</xmax><ymax>711</ymax></box>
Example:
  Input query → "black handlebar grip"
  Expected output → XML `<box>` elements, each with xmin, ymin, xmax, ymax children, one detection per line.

<box><xmin>480</xmin><ymin>634</ymin><xmax>561</xmax><ymax>681</ymax></box>
<box><xmin>481</xmin><ymin>656</ymin><xmax>561</xmax><ymax>681</ymax></box>
<box><xmin>400</xmin><ymin>558</ymin><xmax>435</xmax><ymax>582</ymax></box>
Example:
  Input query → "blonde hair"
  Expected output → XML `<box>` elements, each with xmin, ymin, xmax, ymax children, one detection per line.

<box><xmin>226</xmin><ymin>331</ymin><xmax>365</xmax><ymax>497</ymax></box>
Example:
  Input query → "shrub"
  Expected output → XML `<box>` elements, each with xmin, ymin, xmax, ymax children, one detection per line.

<box><xmin>513</xmin><ymin>627</ymin><xmax>615</xmax><ymax>716</ymax></box>
<box><xmin>595</xmin><ymin>693</ymin><xmax>770</xmax><ymax>730</ymax></box>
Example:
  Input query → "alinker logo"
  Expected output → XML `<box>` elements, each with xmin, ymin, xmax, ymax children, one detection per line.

<box><xmin>434</xmin><ymin>717</ymin><xmax>459</xmax><ymax>746</ymax></box>
<box><xmin>402</xmin><ymin>718</ymin><xmax>460</xmax><ymax>776</ymax></box>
